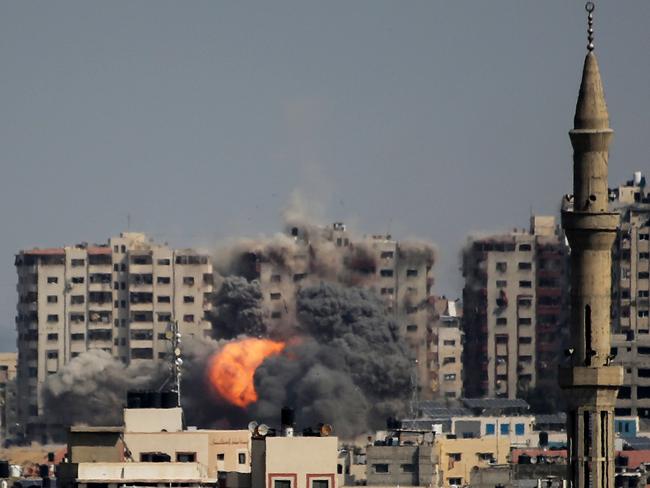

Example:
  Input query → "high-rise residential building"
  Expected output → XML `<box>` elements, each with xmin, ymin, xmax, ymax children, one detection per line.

<box><xmin>14</xmin><ymin>232</ymin><xmax>213</xmax><ymax>439</ymax></box>
<box><xmin>432</xmin><ymin>298</ymin><xmax>463</xmax><ymax>400</ymax></box>
<box><xmin>462</xmin><ymin>216</ymin><xmax>569</xmax><ymax>399</ymax></box>
<box><xmin>237</xmin><ymin>222</ymin><xmax>439</xmax><ymax>399</ymax></box>
<box><xmin>609</xmin><ymin>172</ymin><xmax>650</xmax><ymax>421</ymax></box>
<box><xmin>0</xmin><ymin>352</ymin><xmax>17</xmax><ymax>442</ymax></box>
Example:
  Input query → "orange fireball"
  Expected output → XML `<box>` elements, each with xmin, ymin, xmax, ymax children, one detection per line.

<box><xmin>207</xmin><ymin>338</ymin><xmax>286</xmax><ymax>408</ymax></box>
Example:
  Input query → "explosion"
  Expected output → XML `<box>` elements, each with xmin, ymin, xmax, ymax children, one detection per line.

<box><xmin>207</xmin><ymin>338</ymin><xmax>286</xmax><ymax>408</ymax></box>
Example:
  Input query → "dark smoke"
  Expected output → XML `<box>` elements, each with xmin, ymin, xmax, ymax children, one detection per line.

<box><xmin>42</xmin><ymin>349</ymin><xmax>165</xmax><ymax>426</ymax></box>
<box><xmin>209</xmin><ymin>276</ymin><xmax>266</xmax><ymax>339</ymax></box>
<box><xmin>250</xmin><ymin>284</ymin><xmax>412</xmax><ymax>437</ymax></box>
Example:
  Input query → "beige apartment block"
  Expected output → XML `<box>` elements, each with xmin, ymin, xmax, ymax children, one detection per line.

<box><xmin>433</xmin><ymin>298</ymin><xmax>463</xmax><ymax>400</ymax></box>
<box><xmin>0</xmin><ymin>352</ymin><xmax>17</xmax><ymax>441</ymax></box>
<box><xmin>462</xmin><ymin>216</ymin><xmax>569</xmax><ymax>399</ymax></box>
<box><xmin>609</xmin><ymin>172</ymin><xmax>650</xmax><ymax>422</ymax></box>
<box><xmin>14</xmin><ymin>232</ymin><xmax>213</xmax><ymax>440</ymax></box>
<box><xmin>247</xmin><ymin>222</ymin><xmax>438</xmax><ymax>399</ymax></box>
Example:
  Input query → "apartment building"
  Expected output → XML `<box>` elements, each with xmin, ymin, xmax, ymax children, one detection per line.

<box><xmin>462</xmin><ymin>216</ymin><xmax>569</xmax><ymax>399</ymax></box>
<box><xmin>14</xmin><ymin>232</ymin><xmax>213</xmax><ymax>439</ymax></box>
<box><xmin>242</xmin><ymin>222</ymin><xmax>438</xmax><ymax>399</ymax></box>
<box><xmin>609</xmin><ymin>172</ymin><xmax>650</xmax><ymax>420</ymax></box>
<box><xmin>432</xmin><ymin>298</ymin><xmax>464</xmax><ymax>400</ymax></box>
<box><xmin>0</xmin><ymin>352</ymin><xmax>17</xmax><ymax>442</ymax></box>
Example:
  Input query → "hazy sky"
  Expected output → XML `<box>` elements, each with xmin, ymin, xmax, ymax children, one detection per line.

<box><xmin>1</xmin><ymin>2</ymin><xmax>649</xmax><ymax>351</ymax></box>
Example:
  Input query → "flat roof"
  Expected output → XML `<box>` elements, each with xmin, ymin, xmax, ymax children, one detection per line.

<box><xmin>70</xmin><ymin>426</ymin><xmax>123</xmax><ymax>433</ymax></box>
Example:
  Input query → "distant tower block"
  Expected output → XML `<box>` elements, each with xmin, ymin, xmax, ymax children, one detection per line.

<box><xmin>560</xmin><ymin>3</ymin><xmax>623</xmax><ymax>488</ymax></box>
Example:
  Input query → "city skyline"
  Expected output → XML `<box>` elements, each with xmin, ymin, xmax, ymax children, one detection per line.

<box><xmin>1</xmin><ymin>2</ymin><xmax>649</xmax><ymax>351</ymax></box>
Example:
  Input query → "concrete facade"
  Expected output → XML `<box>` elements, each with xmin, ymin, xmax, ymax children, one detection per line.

<box><xmin>14</xmin><ymin>232</ymin><xmax>213</xmax><ymax>439</ymax></box>
<box><xmin>432</xmin><ymin>299</ymin><xmax>463</xmax><ymax>400</ymax></box>
<box><xmin>365</xmin><ymin>444</ymin><xmax>436</xmax><ymax>486</ymax></box>
<box><xmin>435</xmin><ymin>436</ymin><xmax>509</xmax><ymax>488</ymax></box>
<box><xmin>0</xmin><ymin>352</ymin><xmax>17</xmax><ymax>441</ymax></box>
<box><xmin>560</xmin><ymin>45</ymin><xmax>623</xmax><ymax>488</ymax></box>
<box><xmin>241</xmin><ymin>222</ymin><xmax>439</xmax><ymax>399</ymax></box>
<box><xmin>251</xmin><ymin>436</ymin><xmax>338</xmax><ymax>488</ymax></box>
<box><xmin>462</xmin><ymin>216</ymin><xmax>569</xmax><ymax>399</ymax></box>
<box><xmin>608</xmin><ymin>173</ymin><xmax>650</xmax><ymax>421</ymax></box>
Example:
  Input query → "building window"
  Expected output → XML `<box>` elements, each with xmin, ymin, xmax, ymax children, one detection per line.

<box><xmin>515</xmin><ymin>423</ymin><xmax>525</xmax><ymax>435</ymax></box>
<box><xmin>71</xmin><ymin>333</ymin><xmax>85</xmax><ymax>341</ymax></box>
<box><xmin>380</xmin><ymin>287</ymin><xmax>394</xmax><ymax>295</ymax></box>
<box><xmin>70</xmin><ymin>313</ymin><xmax>84</xmax><ymax>323</ymax></box>
<box><xmin>237</xmin><ymin>452</ymin><xmax>246</xmax><ymax>464</ymax></box>
<box><xmin>270</xmin><ymin>274</ymin><xmax>282</xmax><ymax>283</ymax></box>
<box><xmin>496</xmin><ymin>262</ymin><xmax>507</xmax><ymax>272</ymax></box>
<box><xmin>449</xmin><ymin>453</ymin><xmax>462</xmax><ymax>461</ymax></box>
<box><xmin>47</xmin><ymin>276</ymin><xmax>58</xmax><ymax>284</ymax></box>
<box><xmin>640</xmin><ymin>290</ymin><xmax>650</xmax><ymax>298</ymax></box>
<box><xmin>485</xmin><ymin>423</ymin><xmax>495</xmax><ymax>435</ymax></box>
<box><xmin>400</xmin><ymin>464</ymin><xmax>415</xmax><ymax>473</ymax></box>
<box><xmin>176</xmin><ymin>452</ymin><xmax>196</xmax><ymax>463</ymax></box>
<box><xmin>157</xmin><ymin>276</ymin><xmax>171</xmax><ymax>284</ymax></box>
<box><xmin>270</xmin><ymin>293</ymin><xmax>281</xmax><ymax>300</ymax></box>
<box><xmin>183</xmin><ymin>296</ymin><xmax>195</xmax><ymax>304</ymax></box>
<box><xmin>443</xmin><ymin>357</ymin><xmax>456</xmax><ymax>365</ymax></box>
<box><xmin>47</xmin><ymin>333</ymin><xmax>58</xmax><ymax>341</ymax></box>
<box><xmin>496</xmin><ymin>317</ymin><xmax>507</xmax><ymax>325</ymax></box>
<box><xmin>158</xmin><ymin>296</ymin><xmax>171</xmax><ymax>303</ymax></box>
<box><xmin>158</xmin><ymin>313</ymin><xmax>172</xmax><ymax>322</ymax></box>
<box><xmin>271</xmin><ymin>311</ymin><xmax>282</xmax><ymax>319</ymax></box>
<box><xmin>519</xmin><ymin>280</ymin><xmax>532</xmax><ymax>288</ymax></box>
<box><xmin>519</xmin><ymin>337</ymin><xmax>532</xmax><ymax>344</ymax></box>
<box><xmin>274</xmin><ymin>481</ymin><xmax>292</xmax><ymax>488</ymax></box>
<box><xmin>406</xmin><ymin>324</ymin><xmax>418</xmax><ymax>333</ymax></box>
<box><xmin>639</xmin><ymin>310</ymin><xmax>649</xmax><ymax>318</ymax></box>
<box><xmin>183</xmin><ymin>277</ymin><xmax>195</xmax><ymax>286</ymax></box>
<box><xmin>373</xmin><ymin>464</ymin><xmax>389</xmax><ymax>473</ymax></box>
<box><xmin>640</xmin><ymin>234</ymin><xmax>650</xmax><ymax>241</ymax></box>
<box><xmin>217</xmin><ymin>453</ymin><xmax>225</xmax><ymax>461</ymax></box>
<box><xmin>157</xmin><ymin>258</ymin><xmax>170</xmax><ymax>265</ymax></box>
<box><xmin>518</xmin><ymin>317</ymin><xmax>532</xmax><ymax>326</ymax></box>
<box><xmin>47</xmin><ymin>295</ymin><xmax>58</xmax><ymax>304</ymax></box>
<box><xmin>71</xmin><ymin>258</ymin><xmax>85</xmax><ymax>267</ymax></box>
<box><xmin>131</xmin><ymin>348</ymin><xmax>154</xmax><ymax>359</ymax></box>
<box><xmin>443</xmin><ymin>340</ymin><xmax>456</xmax><ymax>346</ymax></box>
<box><xmin>47</xmin><ymin>314</ymin><xmax>59</xmax><ymax>323</ymax></box>
<box><xmin>71</xmin><ymin>295</ymin><xmax>85</xmax><ymax>304</ymax></box>
<box><xmin>500</xmin><ymin>423</ymin><xmax>510</xmax><ymax>435</ymax></box>
<box><xmin>381</xmin><ymin>251</ymin><xmax>394</xmax><ymax>259</ymax></box>
<box><xmin>496</xmin><ymin>280</ymin><xmax>507</xmax><ymax>288</ymax></box>
<box><xmin>46</xmin><ymin>350</ymin><xmax>58</xmax><ymax>359</ymax></box>
<box><xmin>380</xmin><ymin>269</ymin><xmax>394</xmax><ymax>278</ymax></box>
<box><xmin>444</xmin><ymin>373</ymin><xmax>456</xmax><ymax>381</ymax></box>
<box><xmin>71</xmin><ymin>276</ymin><xmax>84</xmax><ymax>284</ymax></box>
<box><xmin>640</xmin><ymin>272</ymin><xmax>650</xmax><ymax>279</ymax></box>
<box><xmin>519</xmin><ymin>244</ymin><xmax>532</xmax><ymax>251</ymax></box>
<box><xmin>518</xmin><ymin>262</ymin><xmax>532</xmax><ymax>270</ymax></box>
<box><xmin>183</xmin><ymin>314</ymin><xmax>194</xmax><ymax>323</ymax></box>
<box><xmin>406</xmin><ymin>269</ymin><xmax>418</xmax><ymax>277</ymax></box>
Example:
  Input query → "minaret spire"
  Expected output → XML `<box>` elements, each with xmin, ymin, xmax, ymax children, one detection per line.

<box><xmin>560</xmin><ymin>3</ymin><xmax>623</xmax><ymax>488</ymax></box>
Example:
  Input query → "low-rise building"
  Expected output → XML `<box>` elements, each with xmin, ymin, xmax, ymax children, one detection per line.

<box><xmin>59</xmin><ymin>391</ymin><xmax>250</xmax><ymax>488</ymax></box>
<box><xmin>251</xmin><ymin>435</ymin><xmax>338</xmax><ymax>488</ymax></box>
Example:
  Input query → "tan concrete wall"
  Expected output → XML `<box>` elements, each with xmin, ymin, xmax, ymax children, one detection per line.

<box><xmin>436</xmin><ymin>436</ymin><xmax>510</xmax><ymax>488</ymax></box>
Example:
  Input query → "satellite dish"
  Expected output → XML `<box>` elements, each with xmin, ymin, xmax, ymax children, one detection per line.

<box><xmin>248</xmin><ymin>421</ymin><xmax>258</xmax><ymax>434</ymax></box>
<box><xmin>320</xmin><ymin>424</ymin><xmax>333</xmax><ymax>437</ymax></box>
<box><xmin>165</xmin><ymin>331</ymin><xmax>174</xmax><ymax>340</ymax></box>
<box><xmin>174</xmin><ymin>347</ymin><xmax>182</xmax><ymax>357</ymax></box>
<box><xmin>257</xmin><ymin>424</ymin><xmax>269</xmax><ymax>436</ymax></box>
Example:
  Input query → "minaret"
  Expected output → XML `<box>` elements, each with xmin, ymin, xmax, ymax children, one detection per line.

<box><xmin>560</xmin><ymin>3</ymin><xmax>623</xmax><ymax>488</ymax></box>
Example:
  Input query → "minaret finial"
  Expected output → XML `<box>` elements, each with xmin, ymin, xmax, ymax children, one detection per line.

<box><xmin>586</xmin><ymin>2</ymin><xmax>595</xmax><ymax>51</ymax></box>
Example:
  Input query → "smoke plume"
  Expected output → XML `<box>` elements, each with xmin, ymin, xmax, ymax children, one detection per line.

<box><xmin>41</xmin><ymin>207</ymin><xmax>435</xmax><ymax>439</ymax></box>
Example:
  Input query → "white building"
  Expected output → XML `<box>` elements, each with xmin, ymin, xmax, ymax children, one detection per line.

<box><xmin>14</xmin><ymin>232</ymin><xmax>213</xmax><ymax>439</ymax></box>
